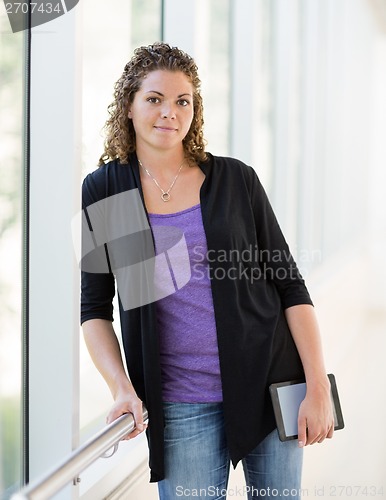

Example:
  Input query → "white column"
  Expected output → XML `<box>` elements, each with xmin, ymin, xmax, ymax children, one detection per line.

<box><xmin>229</xmin><ymin>0</ymin><xmax>258</xmax><ymax>165</ymax></box>
<box><xmin>297</xmin><ymin>0</ymin><xmax>323</xmax><ymax>265</ymax></box>
<box><xmin>29</xmin><ymin>7</ymin><xmax>81</xmax><ymax>499</ymax></box>
<box><xmin>270</xmin><ymin>0</ymin><xmax>300</xmax><ymax>242</ymax></box>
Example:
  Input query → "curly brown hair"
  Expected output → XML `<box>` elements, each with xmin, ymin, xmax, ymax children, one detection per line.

<box><xmin>98</xmin><ymin>42</ymin><xmax>208</xmax><ymax>166</ymax></box>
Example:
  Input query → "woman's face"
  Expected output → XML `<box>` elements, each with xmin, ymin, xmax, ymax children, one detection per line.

<box><xmin>128</xmin><ymin>69</ymin><xmax>194</xmax><ymax>156</ymax></box>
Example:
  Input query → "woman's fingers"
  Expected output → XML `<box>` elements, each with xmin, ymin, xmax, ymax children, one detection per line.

<box><xmin>106</xmin><ymin>396</ymin><xmax>148</xmax><ymax>440</ymax></box>
<box><xmin>297</xmin><ymin>413</ymin><xmax>307</xmax><ymax>448</ymax></box>
<box><xmin>297</xmin><ymin>392</ymin><xmax>334</xmax><ymax>447</ymax></box>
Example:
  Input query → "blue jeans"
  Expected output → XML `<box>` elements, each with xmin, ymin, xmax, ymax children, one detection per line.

<box><xmin>158</xmin><ymin>402</ymin><xmax>303</xmax><ymax>500</ymax></box>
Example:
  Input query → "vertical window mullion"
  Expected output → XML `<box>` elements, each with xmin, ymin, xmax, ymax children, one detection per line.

<box><xmin>28</xmin><ymin>10</ymin><xmax>81</xmax><ymax>498</ymax></box>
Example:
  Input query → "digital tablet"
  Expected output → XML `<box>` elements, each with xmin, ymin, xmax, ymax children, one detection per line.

<box><xmin>269</xmin><ymin>373</ymin><xmax>344</xmax><ymax>442</ymax></box>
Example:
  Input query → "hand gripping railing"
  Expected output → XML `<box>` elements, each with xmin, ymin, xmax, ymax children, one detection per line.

<box><xmin>11</xmin><ymin>407</ymin><xmax>148</xmax><ymax>500</ymax></box>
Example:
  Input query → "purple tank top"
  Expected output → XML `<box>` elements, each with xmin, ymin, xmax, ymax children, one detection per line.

<box><xmin>148</xmin><ymin>204</ymin><xmax>223</xmax><ymax>403</ymax></box>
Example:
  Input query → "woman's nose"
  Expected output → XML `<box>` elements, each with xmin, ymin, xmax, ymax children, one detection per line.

<box><xmin>161</xmin><ymin>102</ymin><xmax>176</xmax><ymax>119</ymax></box>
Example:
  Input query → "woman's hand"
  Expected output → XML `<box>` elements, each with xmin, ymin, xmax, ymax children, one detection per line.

<box><xmin>297</xmin><ymin>376</ymin><xmax>334</xmax><ymax>447</ymax></box>
<box><xmin>284</xmin><ymin>305</ymin><xmax>335</xmax><ymax>448</ymax></box>
<box><xmin>106</xmin><ymin>390</ymin><xmax>148</xmax><ymax>440</ymax></box>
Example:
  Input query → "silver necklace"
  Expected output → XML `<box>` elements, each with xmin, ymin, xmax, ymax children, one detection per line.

<box><xmin>138</xmin><ymin>158</ymin><xmax>186</xmax><ymax>202</ymax></box>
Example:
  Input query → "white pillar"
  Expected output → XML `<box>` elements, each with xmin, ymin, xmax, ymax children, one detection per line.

<box><xmin>270</xmin><ymin>0</ymin><xmax>300</xmax><ymax>242</ymax></box>
<box><xmin>229</xmin><ymin>0</ymin><xmax>258</xmax><ymax>165</ymax></box>
<box><xmin>29</xmin><ymin>7</ymin><xmax>81</xmax><ymax>499</ymax></box>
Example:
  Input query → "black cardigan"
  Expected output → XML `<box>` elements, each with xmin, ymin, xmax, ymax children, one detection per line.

<box><xmin>81</xmin><ymin>153</ymin><xmax>313</xmax><ymax>482</ymax></box>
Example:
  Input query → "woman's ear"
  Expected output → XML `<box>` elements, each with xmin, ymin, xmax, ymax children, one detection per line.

<box><xmin>128</xmin><ymin>108</ymin><xmax>132</xmax><ymax>119</ymax></box>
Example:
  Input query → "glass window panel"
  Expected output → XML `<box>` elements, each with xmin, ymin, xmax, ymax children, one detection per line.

<box><xmin>252</xmin><ymin>0</ymin><xmax>274</xmax><ymax>191</ymax></box>
<box><xmin>80</xmin><ymin>0</ymin><xmax>161</xmax><ymax>437</ymax></box>
<box><xmin>131</xmin><ymin>0</ymin><xmax>162</xmax><ymax>49</ymax></box>
<box><xmin>0</xmin><ymin>10</ymin><xmax>24</xmax><ymax>499</ymax></box>
<box><xmin>201</xmin><ymin>0</ymin><xmax>231</xmax><ymax>156</ymax></box>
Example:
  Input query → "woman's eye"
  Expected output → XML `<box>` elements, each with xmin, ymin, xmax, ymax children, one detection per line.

<box><xmin>147</xmin><ymin>97</ymin><xmax>160</xmax><ymax>104</ymax></box>
<box><xmin>177</xmin><ymin>99</ymin><xmax>189</xmax><ymax>106</ymax></box>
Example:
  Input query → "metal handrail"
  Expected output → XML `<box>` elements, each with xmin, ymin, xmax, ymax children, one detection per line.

<box><xmin>11</xmin><ymin>408</ymin><xmax>148</xmax><ymax>500</ymax></box>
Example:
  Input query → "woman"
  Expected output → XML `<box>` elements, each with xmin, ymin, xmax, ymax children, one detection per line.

<box><xmin>81</xmin><ymin>42</ymin><xmax>334</xmax><ymax>499</ymax></box>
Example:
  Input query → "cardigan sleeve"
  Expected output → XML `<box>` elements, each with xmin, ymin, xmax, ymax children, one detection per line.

<box><xmin>80</xmin><ymin>172</ymin><xmax>115</xmax><ymax>325</ymax></box>
<box><xmin>247</xmin><ymin>166</ymin><xmax>313</xmax><ymax>309</ymax></box>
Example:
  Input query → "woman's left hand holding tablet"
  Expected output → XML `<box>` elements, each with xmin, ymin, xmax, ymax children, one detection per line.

<box><xmin>297</xmin><ymin>376</ymin><xmax>334</xmax><ymax>448</ymax></box>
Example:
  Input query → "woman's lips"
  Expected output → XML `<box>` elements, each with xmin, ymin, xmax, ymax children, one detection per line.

<box><xmin>154</xmin><ymin>126</ymin><xmax>177</xmax><ymax>132</ymax></box>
